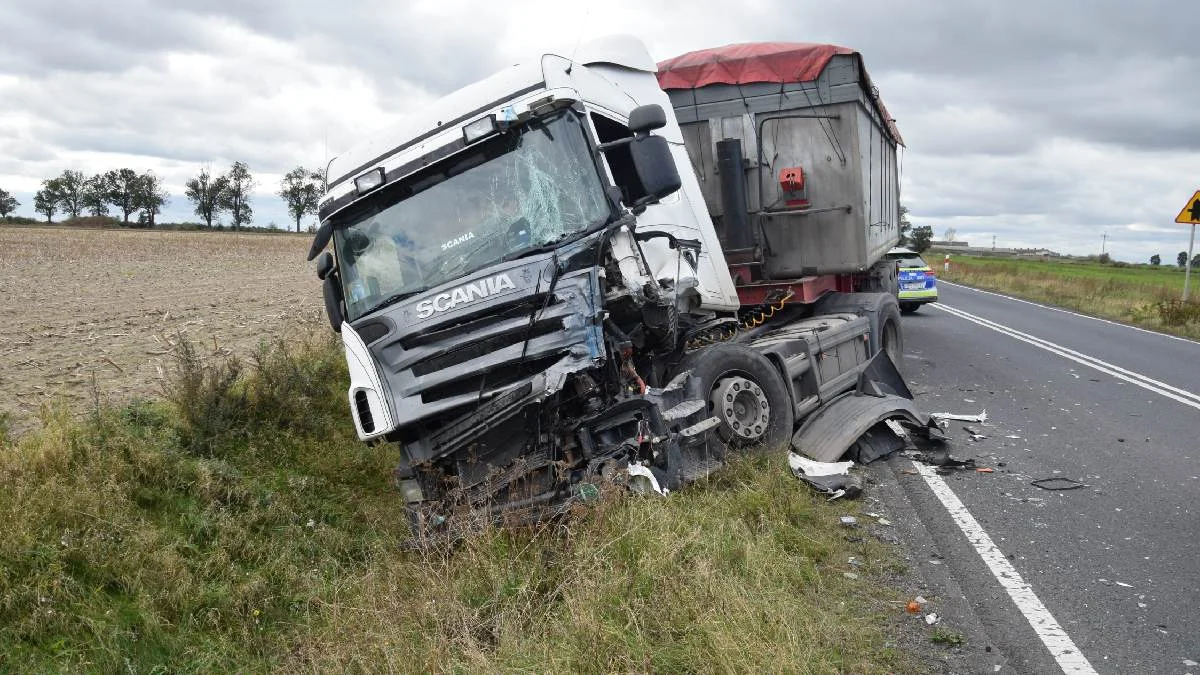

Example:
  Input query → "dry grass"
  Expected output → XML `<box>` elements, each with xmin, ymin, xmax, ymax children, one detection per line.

<box><xmin>0</xmin><ymin>334</ymin><xmax>920</xmax><ymax>673</ymax></box>
<box><xmin>941</xmin><ymin>256</ymin><xmax>1200</xmax><ymax>339</ymax></box>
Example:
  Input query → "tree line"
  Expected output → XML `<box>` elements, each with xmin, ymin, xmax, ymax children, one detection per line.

<box><xmin>0</xmin><ymin>163</ymin><xmax>325</xmax><ymax>232</ymax></box>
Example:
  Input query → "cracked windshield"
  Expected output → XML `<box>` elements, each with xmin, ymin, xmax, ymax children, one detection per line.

<box><xmin>334</xmin><ymin>110</ymin><xmax>611</xmax><ymax>320</ymax></box>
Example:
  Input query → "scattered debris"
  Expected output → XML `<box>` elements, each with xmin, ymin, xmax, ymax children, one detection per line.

<box><xmin>930</xmin><ymin>410</ymin><xmax>987</xmax><ymax>424</ymax></box>
<box><xmin>976</xmin><ymin>467</ymin><xmax>994</xmax><ymax>474</ymax></box>
<box><xmin>1183</xmin><ymin>658</ymin><xmax>1198</xmax><ymax>667</ymax></box>
<box><xmin>627</xmin><ymin>464</ymin><xmax>668</xmax><ymax>496</ymax></box>
<box><xmin>789</xmin><ymin>453</ymin><xmax>863</xmax><ymax>500</ymax></box>
<box><xmin>906</xmin><ymin>600</ymin><xmax>922</xmax><ymax>614</ymax></box>
<box><xmin>877</xmin><ymin>517</ymin><xmax>893</xmax><ymax>526</ymax></box>
<box><xmin>1099</xmin><ymin>578</ymin><xmax>1133</xmax><ymax>588</ymax></box>
<box><xmin>839</xmin><ymin>516</ymin><xmax>858</xmax><ymax>527</ymax></box>
<box><xmin>925</xmin><ymin>613</ymin><xmax>940</xmax><ymax>625</ymax></box>
<box><xmin>843</xmin><ymin>572</ymin><xmax>860</xmax><ymax>580</ymax></box>
<box><xmin>1031</xmin><ymin>477</ymin><xmax>1087</xmax><ymax>491</ymax></box>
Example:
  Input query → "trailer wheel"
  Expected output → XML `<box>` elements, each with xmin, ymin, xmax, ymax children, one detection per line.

<box><xmin>674</xmin><ymin>343</ymin><xmax>794</xmax><ymax>455</ymax></box>
<box><xmin>813</xmin><ymin>292</ymin><xmax>904</xmax><ymax>367</ymax></box>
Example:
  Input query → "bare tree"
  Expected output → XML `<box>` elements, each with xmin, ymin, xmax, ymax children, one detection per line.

<box><xmin>34</xmin><ymin>178</ymin><xmax>63</xmax><ymax>223</ymax></box>
<box><xmin>278</xmin><ymin>167</ymin><xmax>324</xmax><ymax>232</ymax></box>
<box><xmin>55</xmin><ymin>170</ymin><xmax>87</xmax><ymax>219</ymax></box>
<box><xmin>82</xmin><ymin>174</ymin><xmax>109</xmax><ymax>217</ymax></box>
<box><xmin>0</xmin><ymin>188</ymin><xmax>18</xmax><ymax>218</ymax></box>
<box><xmin>135</xmin><ymin>171</ymin><xmax>169</xmax><ymax>227</ymax></box>
<box><xmin>184</xmin><ymin>167</ymin><xmax>229</xmax><ymax>228</ymax></box>
<box><xmin>103</xmin><ymin>168</ymin><xmax>144</xmax><ymax>224</ymax></box>
<box><xmin>943</xmin><ymin>227</ymin><xmax>957</xmax><ymax>242</ymax></box>
<box><xmin>220</xmin><ymin>161</ymin><xmax>255</xmax><ymax>230</ymax></box>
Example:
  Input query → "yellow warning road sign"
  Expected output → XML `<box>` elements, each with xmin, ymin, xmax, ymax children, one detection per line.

<box><xmin>1175</xmin><ymin>190</ymin><xmax>1200</xmax><ymax>224</ymax></box>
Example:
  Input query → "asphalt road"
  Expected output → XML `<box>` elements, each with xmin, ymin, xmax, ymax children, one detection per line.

<box><xmin>888</xmin><ymin>281</ymin><xmax>1200</xmax><ymax>674</ymax></box>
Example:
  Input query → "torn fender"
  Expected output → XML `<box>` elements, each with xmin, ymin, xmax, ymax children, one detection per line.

<box><xmin>792</xmin><ymin>392</ymin><xmax>935</xmax><ymax>463</ymax></box>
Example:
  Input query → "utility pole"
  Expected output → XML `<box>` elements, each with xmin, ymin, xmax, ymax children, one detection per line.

<box><xmin>992</xmin><ymin>234</ymin><xmax>996</xmax><ymax>251</ymax></box>
<box><xmin>1101</xmin><ymin>231</ymin><xmax>1108</xmax><ymax>255</ymax></box>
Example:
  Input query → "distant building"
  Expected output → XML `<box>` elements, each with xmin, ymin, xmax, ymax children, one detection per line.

<box><xmin>929</xmin><ymin>242</ymin><xmax>1061</xmax><ymax>258</ymax></box>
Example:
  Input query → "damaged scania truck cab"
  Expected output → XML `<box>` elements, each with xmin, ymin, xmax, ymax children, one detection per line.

<box><xmin>308</xmin><ymin>36</ymin><xmax>906</xmax><ymax>533</ymax></box>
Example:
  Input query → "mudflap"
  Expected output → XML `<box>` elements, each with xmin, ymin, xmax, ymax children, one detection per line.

<box><xmin>791</xmin><ymin>350</ymin><xmax>939</xmax><ymax>463</ymax></box>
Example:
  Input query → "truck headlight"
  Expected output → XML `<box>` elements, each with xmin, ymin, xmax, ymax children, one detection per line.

<box><xmin>463</xmin><ymin>114</ymin><xmax>498</xmax><ymax>144</ymax></box>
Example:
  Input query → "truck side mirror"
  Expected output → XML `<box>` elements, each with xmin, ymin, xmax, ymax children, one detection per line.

<box><xmin>628</xmin><ymin>104</ymin><xmax>666</xmax><ymax>135</ymax></box>
<box><xmin>322</xmin><ymin>274</ymin><xmax>345</xmax><ymax>333</ymax></box>
<box><xmin>316</xmin><ymin>251</ymin><xmax>334</xmax><ymax>280</ymax></box>
<box><xmin>630</xmin><ymin>135</ymin><xmax>681</xmax><ymax>203</ymax></box>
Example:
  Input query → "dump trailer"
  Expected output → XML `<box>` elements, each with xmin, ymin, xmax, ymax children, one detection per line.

<box><xmin>306</xmin><ymin>36</ymin><xmax>904</xmax><ymax>534</ymax></box>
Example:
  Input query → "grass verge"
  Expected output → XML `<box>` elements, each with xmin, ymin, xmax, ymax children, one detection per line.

<box><xmin>0</xmin><ymin>333</ymin><xmax>920</xmax><ymax>672</ymax></box>
<box><xmin>940</xmin><ymin>256</ymin><xmax>1200</xmax><ymax>339</ymax></box>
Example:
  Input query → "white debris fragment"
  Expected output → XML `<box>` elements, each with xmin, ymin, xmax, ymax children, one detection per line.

<box><xmin>843</xmin><ymin>572</ymin><xmax>859</xmax><ymax>580</ymax></box>
<box><xmin>925</xmin><ymin>613</ymin><xmax>939</xmax><ymax>625</ymax></box>
<box><xmin>627</xmin><ymin>464</ymin><xmax>668</xmax><ymax>496</ymax></box>
<box><xmin>914</xmin><ymin>595</ymin><xmax>927</xmax><ymax>604</ymax></box>
<box><xmin>1114</xmin><ymin>581</ymin><xmax>1133</xmax><ymax>588</ymax></box>
<box><xmin>1183</xmin><ymin>659</ymin><xmax>1198</xmax><ymax>667</ymax></box>
<box><xmin>788</xmin><ymin>453</ymin><xmax>854</xmax><ymax>477</ymax></box>
<box><xmin>839</xmin><ymin>516</ymin><xmax>858</xmax><ymax>527</ymax></box>
<box><xmin>884</xmin><ymin>419</ymin><xmax>909</xmax><ymax>438</ymax></box>
<box><xmin>930</xmin><ymin>410</ymin><xmax>987</xmax><ymax>423</ymax></box>
<box><xmin>877</xmin><ymin>518</ymin><xmax>893</xmax><ymax>526</ymax></box>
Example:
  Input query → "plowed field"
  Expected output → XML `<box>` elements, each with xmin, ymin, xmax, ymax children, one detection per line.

<box><xmin>0</xmin><ymin>226</ymin><xmax>322</xmax><ymax>435</ymax></box>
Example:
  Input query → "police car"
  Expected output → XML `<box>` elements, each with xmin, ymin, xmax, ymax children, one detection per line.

<box><xmin>886</xmin><ymin>247</ymin><xmax>938</xmax><ymax>313</ymax></box>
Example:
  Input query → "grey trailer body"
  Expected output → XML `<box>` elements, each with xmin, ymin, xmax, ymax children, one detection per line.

<box><xmin>666</xmin><ymin>52</ymin><xmax>902</xmax><ymax>278</ymax></box>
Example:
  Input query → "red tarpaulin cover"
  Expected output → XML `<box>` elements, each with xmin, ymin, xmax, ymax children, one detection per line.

<box><xmin>656</xmin><ymin>42</ymin><xmax>903</xmax><ymax>145</ymax></box>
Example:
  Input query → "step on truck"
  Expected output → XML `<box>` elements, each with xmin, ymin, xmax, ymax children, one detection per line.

<box><xmin>307</xmin><ymin>36</ymin><xmax>905</xmax><ymax>534</ymax></box>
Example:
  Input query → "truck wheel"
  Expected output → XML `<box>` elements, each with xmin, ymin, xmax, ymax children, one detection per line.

<box><xmin>674</xmin><ymin>343</ymin><xmax>794</xmax><ymax>455</ymax></box>
<box><xmin>813</xmin><ymin>292</ymin><xmax>904</xmax><ymax>367</ymax></box>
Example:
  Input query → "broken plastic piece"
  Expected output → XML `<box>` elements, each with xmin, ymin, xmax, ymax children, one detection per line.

<box><xmin>627</xmin><ymin>464</ymin><xmax>668</xmax><ymax>496</ymax></box>
<box><xmin>976</xmin><ymin>467</ymin><xmax>994</xmax><ymax>473</ymax></box>
<box><xmin>929</xmin><ymin>410</ymin><xmax>987</xmax><ymax>423</ymax></box>
<box><xmin>788</xmin><ymin>453</ymin><xmax>853</xmax><ymax>477</ymax></box>
<box><xmin>839</xmin><ymin>516</ymin><xmax>858</xmax><ymax>527</ymax></box>
<box><xmin>925</xmin><ymin>613</ymin><xmax>940</xmax><ymax>625</ymax></box>
<box><xmin>1031</xmin><ymin>477</ymin><xmax>1087</xmax><ymax>491</ymax></box>
<box><xmin>906</xmin><ymin>600</ymin><xmax>922</xmax><ymax>614</ymax></box>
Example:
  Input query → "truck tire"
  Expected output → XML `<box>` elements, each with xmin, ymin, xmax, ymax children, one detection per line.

<box><xmin>673</xmin><ymin>343</ymin><xmax>794</xmax><ymax>455</ymax></box>
<box><xmin>813</xmin><ymin>292</ymin><xmax>904</xmax><ymax>368</ymax></box>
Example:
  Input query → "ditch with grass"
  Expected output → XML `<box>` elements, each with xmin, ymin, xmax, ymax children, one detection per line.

<box><xmin>0</xmin><ymin>333</ymin><xmax>939</xmax><ymax>672</ymax></box>
<box><xmin>940</xmin><ymin>255</ymin><xmax>1200</xmax><ymax>339</ymax></box>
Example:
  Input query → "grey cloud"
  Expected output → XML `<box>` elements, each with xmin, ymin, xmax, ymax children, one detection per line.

<box><xmin>0</xmin><ymin>2</ymin><xmax>204</xmax><ymax>75</ymax></box>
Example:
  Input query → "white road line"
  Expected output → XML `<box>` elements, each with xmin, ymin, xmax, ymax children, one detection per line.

<box><xmin>933</xmin><ymin>303</ymin><xmax>1200</xmax><ymax>411</ymax></box>
<box><xmin>938</xmin><ymin>280</ymin><xmax>1199</xmax><ymax>345</ymax></box>
<box><xmin>914</xmin><ymin>462</ymin><xmax>1097</xmax><ymax>674</ymax></box>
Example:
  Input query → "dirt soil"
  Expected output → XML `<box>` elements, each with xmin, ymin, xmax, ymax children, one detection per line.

<box><xmin>1</xmin><ymin>226</ymin><xmax>324</xmax><ymax>436</ymax></box>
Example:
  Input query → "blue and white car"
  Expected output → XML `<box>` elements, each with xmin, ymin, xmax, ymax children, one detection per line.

<box><xmin>887</xmin><ymin>247</ymin><xmax>938</xmax><ymax>313</ymax></box>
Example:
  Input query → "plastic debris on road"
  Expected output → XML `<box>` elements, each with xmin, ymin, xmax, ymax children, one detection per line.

<box><xmin>1031</xmin><ymin>477</ymin><xmax>1088</xmax><ymax>491</ymax></box>
<box><xmin>929</xmin><ymin>410</ymin><xmax>987</xmax><ymax>424</ymax></box>
<box><xmin>789</xmin><ymin>453</ymin><xmax>863</xmax><ymax>501</ymax></box>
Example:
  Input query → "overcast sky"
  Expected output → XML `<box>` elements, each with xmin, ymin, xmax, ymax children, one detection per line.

<box><xmin>1</xmin><ymin>0</ymin><xmax>1197</xmax><ymax>261</ymax></box>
